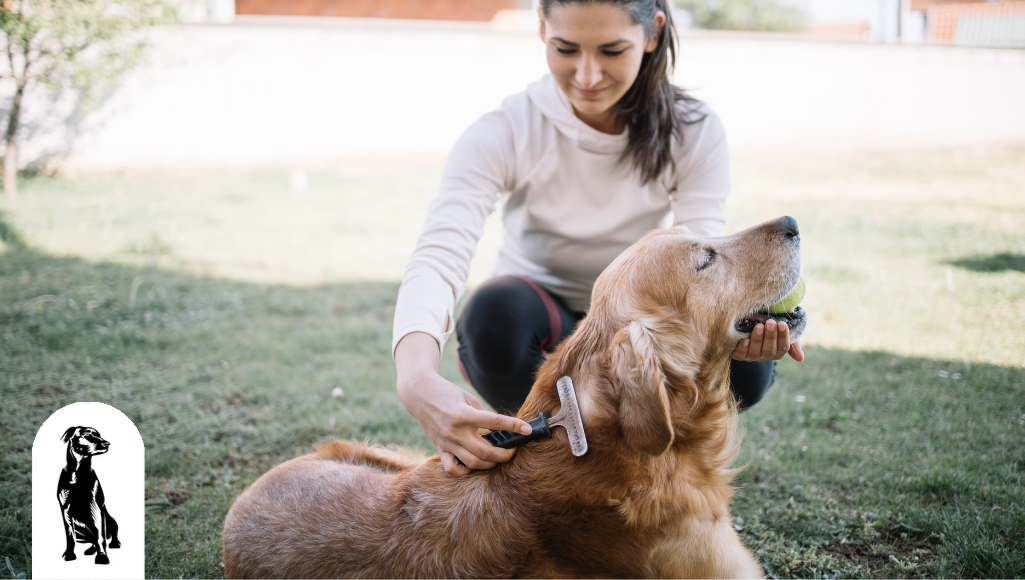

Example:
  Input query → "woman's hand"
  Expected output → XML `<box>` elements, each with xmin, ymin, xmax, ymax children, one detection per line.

<box><xmin>395</xmin><ymin>333</ymin><xmax>533</xmax><ymax>476</ymax></box>
<box><xmin>732</xmin><ymin>319</ymin><xmax>804</xmax><ymax>363</ymax></box>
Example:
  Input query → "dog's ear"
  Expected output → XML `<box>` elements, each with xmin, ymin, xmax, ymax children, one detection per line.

<box><xmin>61</xmin><ymin>427</ymin><xmax>79</xmax><ymax>443</ymax></box>
<box><xmin>610</xmin><ymin>320</ymin><xmax>674</xmax><ymax>456</ymax></box>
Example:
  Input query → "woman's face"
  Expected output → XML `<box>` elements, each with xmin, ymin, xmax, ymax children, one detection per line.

<box><xmin>540</xmin><ymin>2</ymin><xmax>664</xmax><ymax>133</ymax></box>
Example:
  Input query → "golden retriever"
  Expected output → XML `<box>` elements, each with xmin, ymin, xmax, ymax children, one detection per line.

<box><xmin>222</xmin><ymin>216</ymin><xmax>807</xmax><ymax>578</ymax></box>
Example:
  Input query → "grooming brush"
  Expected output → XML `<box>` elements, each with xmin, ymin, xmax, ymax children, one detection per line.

<box><xmin>482</xmin><ymin>376</ymin><xmax>588</xmax><ymax>456</ymax></box>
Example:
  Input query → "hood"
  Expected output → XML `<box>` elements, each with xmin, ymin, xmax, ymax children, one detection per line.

<box><xmin>526</xmin><ymin>74</ymin><xmax>629</xmax><ymax>155</ymax></box>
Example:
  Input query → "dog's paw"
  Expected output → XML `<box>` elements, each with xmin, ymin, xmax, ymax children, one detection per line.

<box><xmin>109</xmin><ymin>540</ymin><xmax>121</xmax><ymax>549</ymax></box>
<box><xmin>84</xmin><ymin>546</ymin><xmax>98</xmax><ymax>555</ymax></box>
<box><xmin>95</xmin><ymin>553</ymin><xmax>110</xmax><ymax>565</ymax></box>
<box><xmin>62</xmin><ymin>551</ymin><xmax>76</xmax><ymax>561</ymax></box>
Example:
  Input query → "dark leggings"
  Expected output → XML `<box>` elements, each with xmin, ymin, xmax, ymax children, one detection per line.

<box><xmin>456</xmin><ymin>276</ymin><xmax>776</xmax><ymax>415</ymax></box>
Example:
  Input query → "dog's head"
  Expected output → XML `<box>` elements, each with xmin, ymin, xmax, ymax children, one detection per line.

<box><xmin>61</xmin><ymin>426</ymin><xmax>110</xmax><ymax>457</ymax></box>
<box><xmin>540</xmin><ymin>216</ymin><xmax>806</xmax><ymax>457</ymax></box>
<box><xmin>593</xmin><ymin>215</ymin><xmax>806</xmax><ymax>351</ymax></box>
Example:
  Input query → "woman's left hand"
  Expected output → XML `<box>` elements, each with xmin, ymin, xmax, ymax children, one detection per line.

<box><xmin>732</xmin><ymin>319</ymin><xmax>804</xmax><ymax>363</ymax></box>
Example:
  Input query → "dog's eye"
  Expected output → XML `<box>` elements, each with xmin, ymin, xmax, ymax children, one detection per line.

<box><xmin>697</xmin><ymin>248</ymin><xmax>716</xmax><ymax>271</ymax></box>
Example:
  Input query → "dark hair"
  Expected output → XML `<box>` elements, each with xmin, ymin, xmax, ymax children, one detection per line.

<box><xmin>539</xmin><ymin>0</ymin><xmax>706</xmax><ymax>184</ymax></box>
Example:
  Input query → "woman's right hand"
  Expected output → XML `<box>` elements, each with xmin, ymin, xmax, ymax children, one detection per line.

<box><xmin>395</xmin><ymin>332</ymin><xmax>533</xmax><ymax>476</ymax></box>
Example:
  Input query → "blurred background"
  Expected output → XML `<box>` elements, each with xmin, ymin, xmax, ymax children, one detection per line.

<box><xmin>11</xmin><ymin>0</ymin><xmax>1025</xmax><ymax>174</ymax></box>
<box><xmin>4</xmin><ymin>0</ymin><xmax>1021</xmax><ymax>352</ymax></box>
<box><xmin>2</xmin><ymin>2</ymin><xmax>1023</xmax><ymax>578</ymax></box>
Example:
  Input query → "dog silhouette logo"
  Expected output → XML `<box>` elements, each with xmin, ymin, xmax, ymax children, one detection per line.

<box><xmin>33</xmin><ymin>402</ymin><xmax>145</xmax><ymax>580</ymax></box>
<box><xmin>58</xmin><ymin>426</ymin><xmax>121</xmax><ymax>564</ymax></box>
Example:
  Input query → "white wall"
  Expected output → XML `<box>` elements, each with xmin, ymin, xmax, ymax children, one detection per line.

<box><xmin>678</xmin><ymin>34</ymin><xmax>1025</xmax><ymax>153</ymax></box>
<box><xmin>12</xmin><ymin>16</ymin><xmax>1025</xmax><ymax>173</ymax></box>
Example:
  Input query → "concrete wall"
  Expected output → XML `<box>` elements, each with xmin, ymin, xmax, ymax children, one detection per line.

<box><xmin>11</xmin><ymin>16</ymin><xmax>1025</xmax><ymax>173</ymax></box>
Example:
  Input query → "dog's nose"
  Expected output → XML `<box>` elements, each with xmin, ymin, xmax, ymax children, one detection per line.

<box><xmin>779</xmin><ymin>216</ymin><xmax>799</xmax><ymax>240</ymax></box>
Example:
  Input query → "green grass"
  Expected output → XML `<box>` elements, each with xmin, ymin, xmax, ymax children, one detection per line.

<box><xmin>726</xmin><ymin>149</ymin><xmax>1025</xmax><ymax>368</ymax></box>
<box><xmin>734</xmin><ymin>349</ymin><xmax>1024</xmax><ymax>578</ymax></box>
<box><xmin>1</xmin><ymin>167</ymin><xmax>502</xmax><ymax>288</ymax></box>
<box><xmin>1</xmin><ymin>150</ymin><xmax>1024</xmax><ymax>578</ymax></box>
<box><xmin>0</xmin><ymin>247</ymin><xmax>430</xmax><ymax>578</ymax></box>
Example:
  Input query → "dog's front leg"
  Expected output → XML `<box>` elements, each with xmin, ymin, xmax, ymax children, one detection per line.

<box><xmin>58</xmin><ymin>486</ymin><xmax>76</xmax><ymax>561</ymax></box>
<box><xmin>103</xmin><ymin>503</ymin><xmax>120</xmax><ymax>549</ymax></box>
<box><xmin>651</xmin><ymin>516</ymin><xmax>762</xmax><ymax>579</ymax></box>
<box><xmin>92</xmin><ymin>482</ymin><xmax>110</xmax><ymax>565</ymax></box>
<box><xmin>90</xmin><ymin>479</ymin><xmax>110</xmax><ymax>565</ymax></box>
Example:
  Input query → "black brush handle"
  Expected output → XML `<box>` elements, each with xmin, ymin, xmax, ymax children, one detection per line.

<box><xmin>482</xmin><ymin>412</ymin><xmax>551</xmax><ymax>449</ymax></box>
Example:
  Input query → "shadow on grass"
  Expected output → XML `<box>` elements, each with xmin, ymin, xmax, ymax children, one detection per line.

<box><xmin>2</xmin><ymin>216</ymin><xmax>1023</xmax><ymax>579</ymax></box>
<box><xmin>947</xmin><ymin>252</ymin><xmax>1025</xmax><ymax>273</ymax></box>
<box><xmin>0</xmin><ymin>209</ymin><xmax>26</xmax><ymax>249</ymax></box>
<box><xmin>0</xmin><ymin>226</ymin><xmax>423</xmax><ymax>579</ymax></box>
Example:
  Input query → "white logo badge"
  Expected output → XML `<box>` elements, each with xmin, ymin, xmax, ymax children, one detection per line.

<box><xmin>32</xmin><ymin>402</ymin><xmax>145</xmax><ymax>579</ymax></box>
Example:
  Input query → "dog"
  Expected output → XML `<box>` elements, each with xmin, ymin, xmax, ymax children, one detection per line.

<box><xmin>223</xmin><ymin>216</ymin><xmax>807</xmax><ymax>578</ymax></box>
<box><xmin>58</xmin><ymin>426</ymin><xmax>120</xmax><ymax>565</ymax></box>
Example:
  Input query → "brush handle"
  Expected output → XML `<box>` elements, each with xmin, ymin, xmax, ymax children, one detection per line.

<box><xmin>482</xmin><ymin>412</ymin><xmax>551</xmax><ymax>449</ymax></box>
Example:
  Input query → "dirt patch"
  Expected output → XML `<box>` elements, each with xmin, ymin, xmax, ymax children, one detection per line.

<box><xmin>166</xmin><ymin>487</ymin><xmax>191</xmax><ymax>505</ymax></box>
<box><xmin>146</xmin><ymin>481</ymin><xmax>192</xmax><ymax>505</ymax></box>
<box><xmin>823</xmin><ymin>524</ymin><xmax>941</xmax><ymax>576</ymax></box>
<box><xmin>825</xmin><ymin>539</ymin><xmax>889</xmax><ymax>571</ymax></box>
<box><xmin>878</xmin><ymin>524</ymin><xmax>942</xmax><ymax>551</ymax></box>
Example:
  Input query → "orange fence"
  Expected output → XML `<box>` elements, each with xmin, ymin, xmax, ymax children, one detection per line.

<box><xmin>909</xmin><ymin>0</ymin><xmax>989</xmax><ymax>10</ymax></box>
<box><xmin>922</xmin><ymin>1</ymin><xmax>1025</xmax><ymax>42</ymax></box>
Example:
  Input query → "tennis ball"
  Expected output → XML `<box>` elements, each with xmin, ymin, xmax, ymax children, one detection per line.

<box><xmin>767</xmin><ymin>276</ymin><xmax>805</xmax><ymax>314</ymax></box>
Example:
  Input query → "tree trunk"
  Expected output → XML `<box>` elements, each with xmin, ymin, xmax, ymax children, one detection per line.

<box><xmin>3</xmin><ymin>79</ymin><xmax>25</xmax><ymax>200</ymax></box>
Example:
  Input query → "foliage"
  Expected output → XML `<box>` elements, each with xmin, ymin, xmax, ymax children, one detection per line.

<box><xmin>0</xmin><ymin>0</ymin><xmax>174</xmax><ymax>197</ymax></box>
<box><xmin>0</xmin><ymin>0</ymin><xmax>172</xmax><ymax>107</ymax></box>
<box><xmin>674</xmin><ymin>0</ymin><xmax>806</xmax><ymax>32</ymax></box>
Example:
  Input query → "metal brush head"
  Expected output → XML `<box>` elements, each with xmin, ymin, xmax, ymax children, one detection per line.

<box><xmin>551</xmin><ymin>376</ymin><xmax>588</xmax><ymax>456</ymax></box>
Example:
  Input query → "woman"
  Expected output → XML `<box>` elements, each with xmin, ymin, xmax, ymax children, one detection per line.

<box><xmin>393</xmin><ymin>0</ymin><xmax>803</xmax><ymax>477</ymax></box>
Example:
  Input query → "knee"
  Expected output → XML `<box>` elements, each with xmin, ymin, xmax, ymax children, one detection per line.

<box><xmin>466</xmin><ymin>331</ymin><xmax>531</xmax><ymax>376</ymax></box>
<box><xmin>457</xmin><ymin>277</ymin><xmax>545</xmax><ymax>375</ymax></box>
<box><xmin>730</xmin><ymin>360</ymin><xmax>777</xmax><ymax>411</ymax></box>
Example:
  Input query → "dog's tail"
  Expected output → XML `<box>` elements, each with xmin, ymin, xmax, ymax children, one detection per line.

<box><xmin>315</xmin><ymin>440</ymin><xmax>428</xmax><ymax>473</ymax></box>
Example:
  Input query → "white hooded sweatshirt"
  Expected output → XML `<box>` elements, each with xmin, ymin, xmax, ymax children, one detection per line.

<box><xmin>391</xmin><ymin>73</ymin><xmax>731</xmax><ymax>356</ymax></box>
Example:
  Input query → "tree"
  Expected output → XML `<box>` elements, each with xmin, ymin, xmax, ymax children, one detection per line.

<box><xmin>0</xmin><ymin>0</ymin><xmax>173</xmax><ymax>199</ymax></box>
<box><xmin>675</xmin><ymin>0</ymin><xmax>806</xmax><ymax>33</ymax></box>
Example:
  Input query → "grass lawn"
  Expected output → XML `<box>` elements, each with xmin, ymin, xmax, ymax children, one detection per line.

<box><xmin>1</xmin><ymin>150</ymin><xmax>1023</xmax><ymax>578</ymax></box>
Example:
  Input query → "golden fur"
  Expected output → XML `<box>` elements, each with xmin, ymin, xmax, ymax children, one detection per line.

<box><xmin>223</xmin><ymin>217</ymin><xmax>806</xmax><ymax>578</ymax></box>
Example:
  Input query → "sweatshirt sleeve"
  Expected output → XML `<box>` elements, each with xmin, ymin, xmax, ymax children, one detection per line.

<box><xmin>670</xmin><ymin>107</ymin><xmax>731</xmax><ymax>237</ymax></box>
<box><xmin>391</xmin><ymin>111</ymin><xmax>515</xmax><ymax>357</ymax></box>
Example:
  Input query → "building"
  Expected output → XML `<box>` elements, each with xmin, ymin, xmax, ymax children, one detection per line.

<box><xmin>211</xmin><ymin>0</ymin><xmax>1025</xmax><ymax>47</ymax></box>
<box><xmin>800</xmin><ymin>0</ymin><xmax>1025</xmax><ymax>46</ymax></box>
<box><xmin>912</xmin><ymin>0</ymin><xmax>1025</xmax><ymax>46</ymax></box>
<box><xmin>234</xmin><ymin>0</ymin><xmax>529</xmax><ymax>21</ymax></box>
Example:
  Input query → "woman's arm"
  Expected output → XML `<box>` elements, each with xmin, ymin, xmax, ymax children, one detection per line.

<box><xmin>395</xmin><ymin>332</ymin><xmax>532</xmax><ymax>476</ymax></box>
<box><xmin>391</xmin><ymin>109</ymin><xmax>516</xmax><ymax>357</ymax></box>
<box><xmin>393</xmin><ymin>108</ymin><xmax>528</xmax><ymax>475</ymax></box>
